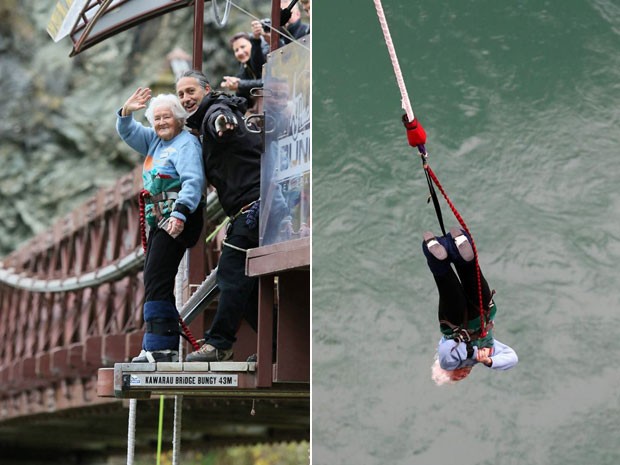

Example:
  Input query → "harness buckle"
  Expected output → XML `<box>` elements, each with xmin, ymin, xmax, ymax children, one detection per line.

<box><xmin>454</xmin><ymin>327</ymin><xmax>471</xmax><ymax>343</ymax></box>
<box><xmin>229</xmin><ymin>200</ymin><xmax>257</xmax><ymax>223</ymax></box>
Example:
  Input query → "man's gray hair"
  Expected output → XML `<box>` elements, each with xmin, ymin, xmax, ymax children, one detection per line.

<box><xmin>144</xmin><ymin>94</ymin><xmax>188</xmax><ymax>126</ymax></box>
<box><xmin>177</xmin><ymin>70</ymin><xmax>210</xmax><ymax>89</ymax></box>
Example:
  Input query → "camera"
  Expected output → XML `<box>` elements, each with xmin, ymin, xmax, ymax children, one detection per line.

<box><xmin>260</xmin><ymin>18</ymin><xmax>271</xmax><ymax>33</ymax></box>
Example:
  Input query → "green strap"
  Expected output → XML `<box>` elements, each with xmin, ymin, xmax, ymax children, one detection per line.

<box><xmin>205</xmin><ymin>216</ymin><xmax>230</xmax><ymax>243</ymax></box>
<box><xmin>156</xmin><ymin>395</ymin><xmax>164</xmax><ymax>465</ymax></box>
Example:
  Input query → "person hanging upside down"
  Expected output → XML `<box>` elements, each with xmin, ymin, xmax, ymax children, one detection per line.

<box><xmin>422</xmin><ymin>227</ymin><xmax>518</xmax><ymax>385</ymax></box>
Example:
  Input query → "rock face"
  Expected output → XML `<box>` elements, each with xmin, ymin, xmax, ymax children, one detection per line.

<box><xmin>0</xmin><ymin>0</ymin><xmax>268</xmax><ymax>256</ymax></box>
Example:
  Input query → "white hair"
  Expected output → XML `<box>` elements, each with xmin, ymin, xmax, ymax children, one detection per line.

<box><xmin>431</xmin><ymin>357</ymin><xmax>457</xmax><ymax>386</ymax></box>
<box><xmin>144</xmin><ymin>94</ymin><xmax>188</xmax><ymax>127</ymax></box>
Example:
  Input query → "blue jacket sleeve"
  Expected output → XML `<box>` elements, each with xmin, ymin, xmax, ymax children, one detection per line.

<box><xmin>437</xmin><ymin>337</ymin><xmax>518</xmax><ymax>371</ymax></box>
<box><xmin>438</xmin><ymin>339</ymin><xmax>472</xmax><ymax>370</ymax></box>
<box><xmin>116</xmin><ymin>110</ymin><xmax>157</xmax><ymax>156</ymax></box>
<box><xmin>487</xmin><ymin>339</ymin><xmax>518</xmax><ymax>370</ymax></box>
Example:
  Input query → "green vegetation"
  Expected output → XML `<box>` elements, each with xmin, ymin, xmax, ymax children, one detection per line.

<box><xmin>135</xmin><ymin>441</ymin><xmax>309</xmax><ymax>465</ymax></box>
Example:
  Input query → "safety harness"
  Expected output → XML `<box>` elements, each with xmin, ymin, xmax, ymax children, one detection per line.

<box><xmin>440</xmin><ymin>291</ymin><xmax>497</xmax><ymax>348</ymax></box>
<box><xmin>137</xmin><ymin>189</ymin><xmax>201</xmax><ymax>352</ymax></box>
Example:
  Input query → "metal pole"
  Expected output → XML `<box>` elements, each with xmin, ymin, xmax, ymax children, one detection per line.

<box><xmin>193</xmin><ymin>0</ymin><xmax>204</xmax><ymax>69</ymax></box>
<box><xmin>270</xmin><ymin>0</ymin><xmax>280</xmax><ymax>52</ymax></box>
<box><xmin>189</xmin><ymin>0</ymin><xmax>208</xmax><ymax>318</ymax></box>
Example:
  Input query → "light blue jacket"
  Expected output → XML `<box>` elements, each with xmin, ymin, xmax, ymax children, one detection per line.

<box><xmin>438</xmin><ymin>337</ymin><xmax>518</xmax><ymax>371</ymax></box>
<box><xmin>116</xmin><ymin>111</ymin><xmax>204</xmax><ymax>221</ymax></box>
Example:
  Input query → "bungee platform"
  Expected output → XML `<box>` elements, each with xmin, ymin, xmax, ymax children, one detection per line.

<box><xmin>98</xmin><ymin>361</ymin><xmax>310</xmax><ymax>399</ymax></box>
<box><xmin>96</xmin><ymin>237</ymin><xmax>310</xmax><ymax>402</ymax></box>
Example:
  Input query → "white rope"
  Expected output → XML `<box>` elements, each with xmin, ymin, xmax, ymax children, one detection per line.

<box><xmin>373</xmin><ymin>0</ymin><xmax>414</xmax><ymax>123</ymax></box>
<box><xmin>127</xmin><ymin>399</ymin><xmax>137</xmax><ymax>465</ymax></box>
<box><xmin>172</xmin><ymin>395</ymin><xmax>183</xmax><ymax>465</ymax></box>
<box><xmin>222</xmin><ymin>240</ymin><xmax>248</xmax><ymax>253</ymax></box>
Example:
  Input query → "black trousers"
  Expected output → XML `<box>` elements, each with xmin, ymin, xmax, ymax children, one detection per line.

<box><xmin>435</xmin><ymin>261</ymin><xmax>493</xmax><ymax>327</ymax></box>
<box><xmin>204</xmin><ymin>214</ymin><xmax>259</xmax><ymax>350</ymax></box>
<box><xmin>143</xmin><ymin>208</ymin><xmax>204</xmax><ymax>303</ymax></box>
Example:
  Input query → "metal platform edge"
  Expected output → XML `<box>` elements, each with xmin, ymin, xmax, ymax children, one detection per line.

<box><xmin>97</xmin><ymin>364</ymin><xmax>309</xmax><ymax>399</ymax></box>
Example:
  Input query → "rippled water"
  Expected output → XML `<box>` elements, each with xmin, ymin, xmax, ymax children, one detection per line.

<box><xmin>312</xmin><ymin>1</ymin><xmax>620</xmax><ymax>464</ymax></box>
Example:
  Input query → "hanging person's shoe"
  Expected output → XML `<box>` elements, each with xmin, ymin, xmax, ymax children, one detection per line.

<box><xmin>449</xmin><ymin>227</ymin><xmax>474</xmax><ymax>262</ymax></box>
<box><xmin>423</xmin><ymin>231</ymin><xmax>448</xmax><ymax>260</ymax></box>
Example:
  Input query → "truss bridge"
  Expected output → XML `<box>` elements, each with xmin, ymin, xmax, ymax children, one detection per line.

<box><xmin>0</xmin><ymin>165</ymin><xmax>310</xmax><ymax>461</ymax></box>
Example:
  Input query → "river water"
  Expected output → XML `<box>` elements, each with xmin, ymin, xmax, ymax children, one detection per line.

<box><xmin>312</xmin><ymin>1</ymin><xmax>620</xmax><ymax>464</ymax></box>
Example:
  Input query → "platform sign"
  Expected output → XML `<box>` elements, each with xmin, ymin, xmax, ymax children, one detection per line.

<box><xmin>125</xmin><ymin>373</ymin><xmax>239</xmax><ymax>389</ymax></box>
<box><xmin>260</xmin><ymin>38</ymin><xmax>311</xmax><ymax>246</ymax></box>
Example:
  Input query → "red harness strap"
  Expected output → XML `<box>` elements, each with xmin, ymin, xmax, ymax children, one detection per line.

<box><xmin>179</xmin><ymin>316</ymin><xmax>201</xmax><ymax>351</ymax></box>
<box><xmin>138</xmin><ymin>189</ymin><xmax>150</xmax><ymax>253</ymax></box>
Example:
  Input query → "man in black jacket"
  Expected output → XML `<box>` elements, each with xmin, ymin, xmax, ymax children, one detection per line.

<box><xmin>176</xmin><ymin>70</ymin><xmax>262</xmax><ymax>362</ymax></box>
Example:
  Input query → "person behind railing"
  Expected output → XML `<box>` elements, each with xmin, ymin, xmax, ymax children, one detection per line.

<box><xmin>259</xmin><ymin>1</ymin><xmax>310</xmax><ymax>52</ymax></box>
<box><xmin>299</xmin><ymin>0</ymin><xmax>310</xmax><ymax>19</ymax></box>
<box><xmin>422</xmin><ymin>228</ymin><xmax>518</xmax><ymax>385</ymax></box>
<box><xmin>280</xmin><ymin>0</ymin><xmax>310</xmax><ymax>43</ymax></box>
<box><xmin>176</xmin><ymin>70</ymin><xmax>262</xmax><ymax>362</ymax></box>
<box><xmin>260</xmin><ymin>77</ymin><xmax>292</xmax><ymax>245</ymax></box>
<box><xmin>220</xmin><ymin>26</ymin><xmax>267</xmax><ymax>113</ymax></box>
<box><xmin>116</xmin><ymin>88</ymin><xmax>205</xmax><ymax>363</ymax></box>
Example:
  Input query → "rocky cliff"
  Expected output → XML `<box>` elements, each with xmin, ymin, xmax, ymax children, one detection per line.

<box><xmin>0</xmin><ymin>0</ymin><xmax>268</xmax><ymax>256</ymax></box>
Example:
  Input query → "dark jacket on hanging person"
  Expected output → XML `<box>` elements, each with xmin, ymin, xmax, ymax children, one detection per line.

<box><xmin>185</xmin><ymin>92</ymin><xmax>262</xmax><ymax>217</ymax></box>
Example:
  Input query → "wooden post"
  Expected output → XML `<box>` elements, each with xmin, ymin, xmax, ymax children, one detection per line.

<box><xmin>256</xmin><ymin>277</ymin><xmax>274</xmax><ymax>387</ymax></box>
<box><xmin>193</xmin><ymin>0</ymin><xmax>204</xmax><ymax>70</ymax></box>
<box><xmin>270</xmin><ymin>0</ymin><xmax>280</xmax><ymax>52</ymax></box>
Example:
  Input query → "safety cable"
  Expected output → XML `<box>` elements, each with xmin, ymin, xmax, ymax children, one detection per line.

<box><xmin>227</xmin><ymin>0</ymin><xmax>310</xmax><ymax>51</ymax></box>
<box><xmin>423</xmin><ymin>164</ymin><xmax>447</xmax><ymax>237</ymax></box>
<box><xmin>126</xmin><ymin>399</ymin><xmax>137</xmax><ymax>465</ymax></box>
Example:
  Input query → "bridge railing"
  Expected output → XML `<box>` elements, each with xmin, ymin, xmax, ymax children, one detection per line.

<box><xmin>0</xmin><ymin>166</ymin><xmax>225</xmax><ymax>419</ymax></box>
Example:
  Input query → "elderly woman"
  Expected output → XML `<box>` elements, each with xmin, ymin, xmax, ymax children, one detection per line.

<box><xmin>116</xmin><ymin>87</ymin><xmax>205</xmax><ymax>363</ymax></box>
<box><xmin>422</xmin><ymin>227</ymin><xmax>518</xmax><ymax>385</ymax></box>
